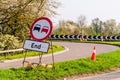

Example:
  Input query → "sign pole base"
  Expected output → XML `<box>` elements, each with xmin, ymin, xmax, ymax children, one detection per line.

<box><xmin>22</xmin><ymin>51</ymin><xmax>27</xmax><ymax>67</ymax></box>
<box><xmin>39</xmin><ymin>52</ymin><xmax>43</xmax><ymax>65</ymax></box>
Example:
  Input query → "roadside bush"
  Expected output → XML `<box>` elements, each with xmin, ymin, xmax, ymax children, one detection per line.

<box><xmin>0</xmin><ymin>34</ymin><xmax>22</xmax><ymax>50</ymax></box>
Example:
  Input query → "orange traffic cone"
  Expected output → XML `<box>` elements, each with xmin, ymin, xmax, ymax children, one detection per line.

<box><xmin>91</xmin><ymin>46</ymin><xmax>96</xmax><ymax>61</ymax></box>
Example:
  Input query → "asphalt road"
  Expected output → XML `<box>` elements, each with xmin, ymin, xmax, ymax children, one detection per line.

<box><xmin>0</xmin><ymin>42</ymin><xmax>119</xmax><ymax>80</ymax></box>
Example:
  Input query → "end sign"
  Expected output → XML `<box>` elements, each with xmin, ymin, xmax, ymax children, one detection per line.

<box><xmin>23</xmin><ymin>40</ymin><xmax>49</xmax><ymax>53</ymax></box>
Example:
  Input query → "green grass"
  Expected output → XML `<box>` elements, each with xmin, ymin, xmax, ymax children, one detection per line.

<box><xmin>101</xmin><ymin>41</ymin><xmax>120</xmax><ymax>46</ymax></box>
<box><xmin>0</xmin><ymin>44</ymin><xmax>64</xmax><ymax>60</ymax></box>
<box><xmin>78</xmin><ymin>40</ymin><xmax>120</xmax><ymax>46</ymax></box>
<box><xmin>0</xmin><ymin>41</ymin><xmax>120</xmax><ymax>80</ymax></box>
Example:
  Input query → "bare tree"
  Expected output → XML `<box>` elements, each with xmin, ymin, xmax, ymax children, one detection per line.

<box><xmin>77</xmin><ymin>15</ymin><xmax>87</xmax><ymax>35</ymax></box>
<box><xmin>92</xmin><ymin>18</ymin><xmax>103</xmax><ymax>35</ymax></box>
<box><xmin>104</xmin><ymin>19</ymin><xmax>117</xmax><ymax>36</ymax></box>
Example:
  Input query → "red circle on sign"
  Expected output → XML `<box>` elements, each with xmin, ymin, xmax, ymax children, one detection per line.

<box><xmin>30</xmin><ymin>17</ymin><xmax>53</xmax><ymax>41</ymax></box>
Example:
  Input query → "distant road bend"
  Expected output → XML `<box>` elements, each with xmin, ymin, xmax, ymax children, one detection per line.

<box><xmin>0</xmin><ymin>42</ymin><xmax>119</xmax><ymax>69</ymax></box>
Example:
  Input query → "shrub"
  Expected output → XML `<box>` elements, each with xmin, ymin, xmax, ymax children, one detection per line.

<box><xmin>0</xmin><ymin>34</ymin><xmax>22</xmax><ymax>50</ymax></box>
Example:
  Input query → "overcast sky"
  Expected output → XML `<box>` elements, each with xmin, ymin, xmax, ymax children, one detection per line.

<box><xmin>52</xmin><ymin>0</ymin><xmax>120</xmax><ymax>24</ymax></box>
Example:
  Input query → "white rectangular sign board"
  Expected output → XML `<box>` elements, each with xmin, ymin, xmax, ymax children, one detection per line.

<box><xmin>23</xmin><ymin>40</ymin><xmax>49</xmax><ymax>53</ymax></box>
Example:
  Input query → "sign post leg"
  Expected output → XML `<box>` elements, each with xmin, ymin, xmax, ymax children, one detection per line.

<box><xmin>22</xmin><ymin>52</ymin><xmax>27</xmax><ymax>67</ymax></box>
<box><xmin>50</xmin><ymin>38</ymin><xmax>55</xmax><ymax>69</ymax></box>
<box><xmin>39</xmin><ymin>52</ymin><xmax>43</xmax><ymax>65</ymax></box>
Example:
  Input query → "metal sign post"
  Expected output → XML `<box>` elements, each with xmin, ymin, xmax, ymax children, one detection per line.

<box><xmin>50</xmin><ymin>38</ymin><xmax>55</xmax><ymax>69</ymax></box>
<box><xmin>39</xmin><ymin>52</ymin><xmax>43</xmax><ymax>64</ymax></box>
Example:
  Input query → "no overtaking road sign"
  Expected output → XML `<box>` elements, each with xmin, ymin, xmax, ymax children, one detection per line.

<box><xmin>30</xmin><ymin>17</ymin><xmax>53</xmax><ymax>42</ymax></box>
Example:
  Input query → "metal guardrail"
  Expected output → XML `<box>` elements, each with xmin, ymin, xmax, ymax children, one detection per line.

<box><xmin>0</xmin><ymin>48</ymin><xmax>24</xmax><ymax>54</ymax></box>
<box><xmin>50</xmin><ymin>35</ymin><xmax>120</xmax><ymax>40</ymax></box>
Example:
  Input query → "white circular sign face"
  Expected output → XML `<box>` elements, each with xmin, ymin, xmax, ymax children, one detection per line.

<box><xmin>30</xmin><ymin>17</ymin><xmax>52</xmax><ymax>41</ymax></box>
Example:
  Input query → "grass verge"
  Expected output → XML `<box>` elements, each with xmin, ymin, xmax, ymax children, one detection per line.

<box><xmin>0</xmin><ymin>41</ymin><xmax>119</xmax><ymax>80</ymax></box>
